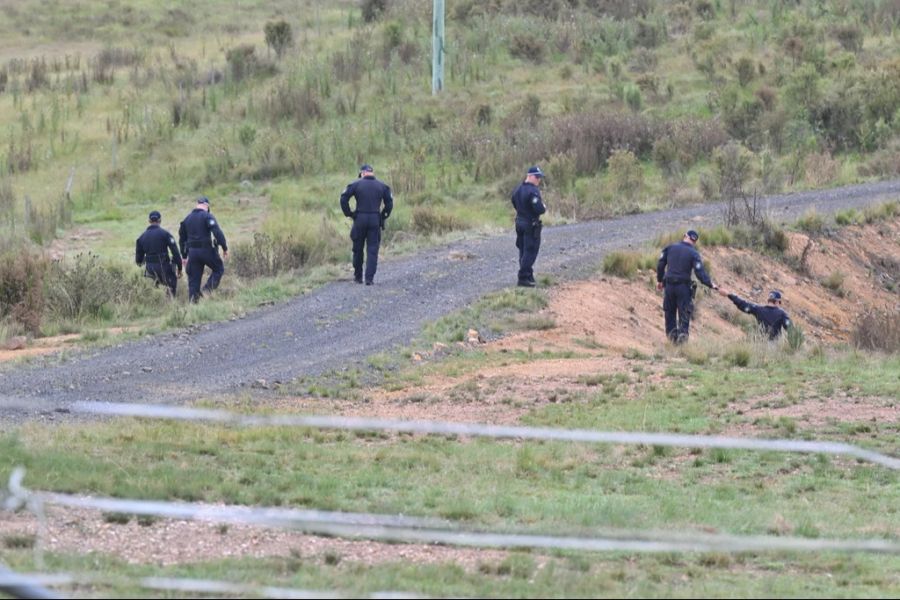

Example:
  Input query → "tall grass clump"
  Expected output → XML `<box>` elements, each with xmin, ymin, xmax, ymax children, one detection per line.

<box><xmin>852</xmin><ymin>308</ymin><xmax>899</xmax><ymax>352</ymax></box>
<box><xmin>602</xmin><ymin>251</ymin><xmax>656</xmax><ymax>279</ymax></box>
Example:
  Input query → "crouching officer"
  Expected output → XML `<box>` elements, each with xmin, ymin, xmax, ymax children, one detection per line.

<box><xmin>340</xmin><ymin>164</ymin><xmax>393</xmax><ymax>285</ymax></box>
<box><xmin>656</xmin><ymin>229</ymin><xmax>718</xmax><ymax>344</ymax></box>
<box><xmin>179</xmin><ymin>196</ymin><xmax>228</xmax><ymax>303</ymax></box>
<box><xmin>135</xmin><ymin>210</ymin><xmax>182</xmax><ymax>297</ymax></box>
<box><xmin>512</xmin><ymin>166</ymin><xmax>546</xmax><ymax>287</ymax></box>
<box><xmin>718</xmin><ymin>288</ymin><xmax>792</xmax><ymax>339</ymax></box>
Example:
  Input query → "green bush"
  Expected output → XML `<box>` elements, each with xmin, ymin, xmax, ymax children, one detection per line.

<box><xmin>231</xmin><ymin>233</ymin><xmax>311</xmax><ymax>279</ymax></box>
<box><xmin>796</xmin><ymin>209</ymin><xmax>825</xmax><ymax>234</ymax></box>
<box><xmin>602</xmin><ymin>251</ymin><xmax>656</xmax><ymax>279</ymax></box>
<box><xmin>411</xmin><ymin>206</ymin><xmax>468</xmax><ymax>236</ymax></box>
<box><xmin>44</xmin><ymin>253</ymin><xmax>156</xmax><ymax>322</ymax></box>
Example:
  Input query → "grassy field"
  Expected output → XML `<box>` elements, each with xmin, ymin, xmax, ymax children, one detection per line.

<box><xmin>1</xmin><ymin>292</ymin><xmax>898</xmax><ymax>596</ymax></box>
<box><xmin>2</xmin><ymin>0</ymin><xmax>900</xmax><ymax>341</ymax></box>
<box><xmin>1</xmin><ymin>1</ymin><xmax>899</xmax><ymax>596</ymax></box>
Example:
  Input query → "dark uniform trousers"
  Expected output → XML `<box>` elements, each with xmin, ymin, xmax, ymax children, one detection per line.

<box><xmin>663</xmin><ymin>282</ymin><xmax>694</xmax><ymax>343</ymax></box>
<box><xmin>515</xmin><ymin>219</ymin><xmax>541</xmax><ymax>283</ymax></box>
<box><xmin>186</xmin><ymin>245</ymin><xmax>224</xmax><ymax>302</ymax></box>
<box><xmin>144</xmin><ymin>257</ymin><xmax>178</xmax><ymax>297</ymax></box>
<box><xmin>351</xmin><ymin>212</ymin><xmax>382</xmax><ymax>283</ymax></box>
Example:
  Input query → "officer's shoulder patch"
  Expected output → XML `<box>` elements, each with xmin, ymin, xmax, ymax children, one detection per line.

<box><xmin>209</xmin><ymin>219</ymin><xmax>216</xmax><ymax>226</ymax></box>
<box><xmin>531</xmin><ymin>196</ymin><xmax>539</xmax><ymax>205</ymax></box>
<box><xmin>695</xmin><ymin>261</ymin><xmax>702</xmax><ymax>269</ymax></box>
<box><xmin>659</xmin><ymin>251</ymin><xmax>665</xmax><ymax>259</ymax></box>
<box><xmin>170</xmin><ymin>237</ymin><xmax>175</xmax><ymax>244</ymax></box>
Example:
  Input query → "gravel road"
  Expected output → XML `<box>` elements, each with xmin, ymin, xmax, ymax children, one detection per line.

<box><xmin>2</xmin><ymin>179</ymin><xmax>898</xmax><ymax>422</ymax></box>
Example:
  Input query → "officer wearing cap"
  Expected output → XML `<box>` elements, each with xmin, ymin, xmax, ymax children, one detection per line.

<box><xmin>718</xmin><ymin>287</ymin><xmax>792</xmax><ymax>339</ymax></box>
<box><xmin>511</xmin><ymin>166</ymin><xmax>546</xmax><ymax>287</ymax></box>
<box><xmin>340</xmin><ymin>164</ymin><xmax>393</xmax><ymax>285</ymax></box>
<box><xmin>656</xmin><ymin>229</ymin><xmax>718</xmax><ymax>344</ymax></box>
<box><xmin>179</xmin><ymin>196</ymin><xmax>228</xmax><ymax>303</ymax></box>
<box><xmin>135</xmin><ymin>210</ymin><xmax>182</xmax><ymax>297</ymax></box>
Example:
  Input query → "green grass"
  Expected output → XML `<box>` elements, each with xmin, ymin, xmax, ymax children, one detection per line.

<box><xmin>1</xmin><ymin>549</ymin><xmax>896</xmax><ymax>599</ymax></box>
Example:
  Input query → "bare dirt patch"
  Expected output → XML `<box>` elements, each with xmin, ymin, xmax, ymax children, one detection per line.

<box><xmin>730</xmin><ymin>393</ymin><xmax>898</xmax><ymax>429</ymax></box>
<box><xmin>1</xmin><ymin>506</ymin><xmax>510</xmax><ymax>570</ymax></box>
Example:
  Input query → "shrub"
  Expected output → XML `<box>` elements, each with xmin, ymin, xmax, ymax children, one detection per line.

<box><xmin>831</xmin><ymin>24</ymin><xmax>863</xmax><ymax>53</ymax></box>
<box><xmin>411</xmin><ymin>206</ymin><xmax>467</xmax><ymax>236</ymax></box>
<box><xmin>624</xmin><ymin>83</ymin><xmax>642</xmax><ymax>112</ymax></box>
<box><xmin>547</xmin><ymin>111</ymin><xmax>661</xmax><ymax>175</ymax></box>
<box><xmin>821</xmin><ymin>271</ymin><xmax>846</xmax><ymax>296</ymax></box>
<box><xmin>361</xmin><ymin>0</ymin><xmax>388</xmax><ymax>22</ymax></box>
<box><xmin>834</xmin><ymin>208</ymin><xmax>862</xmax><ymax>226</ymax></box>
<box><xmin>0</xmin><ymin>250</ymin><xmax>46</xmax><ymax>333</ymax></box>
<box><xmin>795</xmin><ymin>209</ymin><xmax>825</xmax><ymax>234</ymax></box>
<box><xmin>852</xmin><ymin>308</ymin><xmax>899</xmax><ymax>352</ymax></box>
<box><xmin>736</xmin><ymin>56</ymin><xmax>755</xmax><ymax>87</ymax></box>
<box><xmin>225</xmin><ymin>45</ymin><xmax>276</xmax><ymax>83</ymax></box>
<box><xmin>602</xmin><ymin>251</ymin><xmax>655</xmax><ymax>279</ymax></box>
<box><xmin>607</xmin><ymin>149</ymin><xmax>643</xmax><ymax>203</ymax></box>
<box><xmin>231</xmin><ymin>233</ymin><xmax>310</xmax><ymax>279</ymax></box>
<box><xmin>509</xmin><ymin>33</ymin><xmax>546</xmax><ymax>63</ymax></box>
<box><xmin>264</xmin><ymin>20</ymin><xmax>294</xmax><ymax>58</ymax></box>
<box><xmin>44</xmin><ymin>253</ymin><xmax>126</xmax><ymax>321</ymax></box>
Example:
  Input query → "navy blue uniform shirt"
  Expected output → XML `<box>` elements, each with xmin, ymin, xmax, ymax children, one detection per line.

<box><xmin>179</xmin><ymin>209</ymin><xmax>227</xmax><ymax>258</ymax></box>
<box><xmin>340</xmin><ymin>176</ymin><xmax>394</xmax><ymax>219</ymax></box>
<box><xmin>728</xmin><ymin>294</ymin><xmax>792</xmax><ymax>339</ymax></box>
<box><xmin>136</xmin><ymin>224</ymin><xmax>181</xmax><ymax>269</ymax></box>
<box><xmin>511</xmin><ymin>181</ymin><xmax>546</xmax><ymax>225</ymax></box>
<box><xmin>657</xmin><ymin>241</ymin><xmax>713</xmax><ymax>287</ymax></box>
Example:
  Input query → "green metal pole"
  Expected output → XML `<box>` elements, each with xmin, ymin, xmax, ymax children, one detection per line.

<box><xmin>432</xmin><ymin>0</ymin><xmax>444</xmax><ymax>94</ymax></box>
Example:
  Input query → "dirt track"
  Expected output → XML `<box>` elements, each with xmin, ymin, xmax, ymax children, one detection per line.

<box><xmin>1</xmin><ymin>179</ymin><xmax>898</xmax><ymax>422</ymax></box>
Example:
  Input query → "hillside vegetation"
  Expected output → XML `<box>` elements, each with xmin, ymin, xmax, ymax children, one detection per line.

<box><xmin>1</xmin><ymin>0</ymin><xmax>899</xmax><ymax>338</ymax></box>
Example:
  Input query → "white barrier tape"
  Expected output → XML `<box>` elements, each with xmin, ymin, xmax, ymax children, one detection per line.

<box><xmin>12</xmin><ymin>573</ymin><xmax>424</xmax><ymax>599</ymax></box>
<box><xmin>73</xmin><ymin>401</ymin><xmax>900</xmax><ymax>470</ymax></box>
<box><xmin>7</xmin><ymin>470</ymin><xmax>900</xmax><ymax>557</ymax></box>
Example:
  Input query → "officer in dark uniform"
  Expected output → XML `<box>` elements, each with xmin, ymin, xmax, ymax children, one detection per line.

<box><xmin>718</xmin><ymin>288</ymin><xmax>792</xmax><ymax>339</ymax></box>
<box><xmin>656</xmin><ymin>230</ymin><xmax>718</xmax><ymax>344</ymax></box>
<box><xmin>135</xmin><ymin>210</ymin><xmax>182</xmax><ymax>297</ymax></box>
<box><xmin>340</xmin><ymin>164</ymin><xmax>393</xmax><ymax>285</ymax></box>
<box><xmin>511</xmin><ymin>166</ymin><xmax>546</xmax><ymax>287</ymax></box>
<box><xmin>178</xmin><ymin>196</ymin><xmax>228</xmax><ymax>303</ymax></box>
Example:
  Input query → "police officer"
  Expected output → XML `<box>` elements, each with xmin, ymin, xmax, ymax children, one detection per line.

<box><xmin>511</xmin><ymin>166</ymin><xmax>546</xmax><ymax>287</ymax></box>
<box><xmin>135</xmin><ymin>210</ymin><xmax>182</xmax><ymax>297</ymax></box>
<box><xmin>179</xmin><ymin>196</ymin><xmax>228</xmax><ymax>303</ymax></box>
<box><xmin>340</xmin><ymin>164</ymin><xmax>393</xmax><ymax>285</ymax></box>
<box><xmin>656</xmin><ymin>230</ymin><xmax>718</xmax><ymax>344</ymax></box>
<box><xmin>718</xmin><ymin>288</ymin><xmax>792</xmax><ymax>339</ymax></box>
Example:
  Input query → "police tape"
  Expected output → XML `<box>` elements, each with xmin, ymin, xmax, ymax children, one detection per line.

<box><xmin>5</xmin><ymin>469</ymin><xmax>900</xmax><ymax>557</ymax></box>
<box><xmin>71</xmin><ymin>401</ymin><xmax>900</xmax><ymax>470</ymax></box>
<box><xmin>0</xmin><ymin>572</ymin><xmax>423</xmax><ymax>599</ymax></box>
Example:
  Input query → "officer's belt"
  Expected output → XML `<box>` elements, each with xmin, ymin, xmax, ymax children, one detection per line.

<box><xmin>143</xmin><ymin>254</ymin><xmax>170</xmax><ymax>261</ymax></box>
<box><xmin>355</xmin><ymin>211</ymin><xmax>381</xmax><ymax>214</ymax></box>
<box><xmin>186</xmin><ymin>241</ymin><xmax>213</xmax><ymax>249</ymax></box>
<box><xmin>665</xmin><ymin>278</ymin><xmax>692</xmax><ymax>285</ymax></box>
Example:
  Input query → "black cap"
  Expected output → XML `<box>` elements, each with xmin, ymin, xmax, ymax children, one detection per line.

<box><xmin>148</xmin><ymin>210</ymin><xmax>161</xmax><ymax>222</ymax></box>
<box><xmin>197</xmin><ymin>196</ymin><xmax>210</xmax><ymax>206</ymax></box>
<box><xmin>686</xmin><ymin>230</ymin><xmax>699</xmax><ymax>242</ymax></box>
<box><xmin>527</xmin><ymin>166</ymin><xmax>544</xmax><ymax>178</ymax></box>
<box><xmin>359</xmin><ymin>164</ymin><xmax>374</xmax><ymax>173</ymax></box>
<box><xmin>768</xmin><ymin>290</ymin><xmax>782</xmax><ymax>301</ymax></box>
